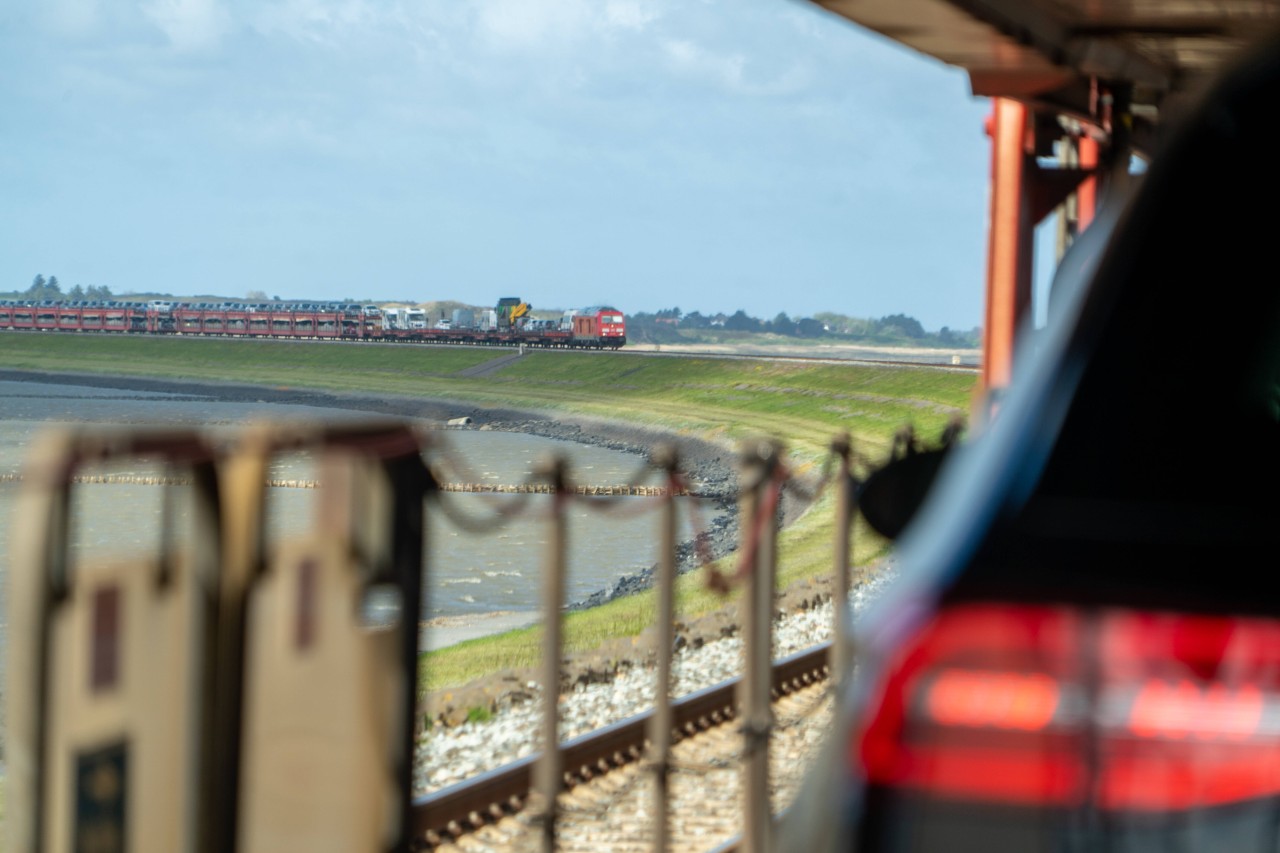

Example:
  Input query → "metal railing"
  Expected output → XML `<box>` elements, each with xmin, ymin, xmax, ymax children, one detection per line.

<box><xmin>6</xmin><ymin>420</ymin><xmax>879</xmax><ymax>853</ymax></box>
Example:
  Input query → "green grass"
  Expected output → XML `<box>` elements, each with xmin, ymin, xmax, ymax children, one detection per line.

<box><xmin>419</xmin><ymin>495</ymin><xmax>889</xmax><ymax>692</ymax></box>
<box><xmin>0</xmin><ymin>334</ymin><xmax>501</xmax><ymax>389</ymax></box>
<box><xmin>465</xmin><ymin>706</ymin><xmax>494</xmax><ymax>724</ymax></box>
<box><xmin>1</xmin><ymin>332</ymin><xmax>977</xmax><ymax>691</ymax></box>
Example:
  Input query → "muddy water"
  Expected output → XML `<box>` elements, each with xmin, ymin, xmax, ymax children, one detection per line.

<box><xmin>0</xmin><ymin>380</ymin><xmax>709</xmax><ymax>650</ymax></box>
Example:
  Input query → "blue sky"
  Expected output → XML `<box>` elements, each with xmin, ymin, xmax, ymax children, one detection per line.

<box><xmin>1</xmin><ymin>0</ymin><xmax>995</xmax><ymax>330</ymax></box>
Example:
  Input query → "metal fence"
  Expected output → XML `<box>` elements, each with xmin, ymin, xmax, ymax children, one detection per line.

<box><xmin>6</xmin><ymin>420</ymin><xmax>883</xmax><ymax>853</ymax></box>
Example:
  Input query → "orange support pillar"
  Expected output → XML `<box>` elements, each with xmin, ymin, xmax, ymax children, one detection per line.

<box><xmin>1077</xmin><ymin>134</ymin><xmax>1099</xmax><ymax>232</ymax></box>
<box><xmin>981</xmin><ymin>98</ymin><xmax>1034</xmax><ymax>393</ymax></box>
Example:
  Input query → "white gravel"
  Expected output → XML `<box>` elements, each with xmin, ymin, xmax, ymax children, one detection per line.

<box><xmin>416</xmin><ymin>565</ymin><xmax>897</xmax><ymax>793</ymax></box>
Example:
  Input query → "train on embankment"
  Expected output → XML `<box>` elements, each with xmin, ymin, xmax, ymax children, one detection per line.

<box><xmin>0</xmin><ymin>295</ymin><xmax>627</xmax><ymax>349</ymax></box>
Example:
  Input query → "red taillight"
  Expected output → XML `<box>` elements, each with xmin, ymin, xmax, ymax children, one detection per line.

<box><xmin>926</xmin><ymin>669</ymin><xmax>1060</xmax><ymax>732</ymax></box>
<box><xmin>1126</xmin><ymin>680</ymin><xmax>1263</xmax><ymax>742</ymax></box>
<box><xmin>855</xmin><ymin>604</ymin><xmax>1280</xmax><ymax>811</ymax></box>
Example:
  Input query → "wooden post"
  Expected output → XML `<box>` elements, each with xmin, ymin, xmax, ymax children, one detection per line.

<box><xmin>649</xmin><ymin>444</ymin><xmax>679</xmax><ymax>853</ymax></box>
<box><xmin>740</xmin><ymin>439</ymin><xmax>781</xmax><ymax>853</ymax></box>
<box><xmin>535</xmin><ymin>455</ymin><xmax>570</xmax><ymax>853</ymax></box>
<box><xmin>830</xmin><ymin>433</ymin><xmax>853</xmax><ymax>690</ymax></box>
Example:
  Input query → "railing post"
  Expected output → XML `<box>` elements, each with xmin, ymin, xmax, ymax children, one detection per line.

<box><xmin>649</xmin><ymin>444</ymin><xmax>679</xmax><ymax>853</ymax></box>
<box><xmin>740</xmin><ymin>439</ymin><xmax>781</xmax><ymax>853</ymax></box>
<box><xmin>831</xmin><ymin>433</ymin><xmax>853</xmax><ymax>690</ymax></box>
<box><xmin>535</xmin><ymin>455</ymin><xmax>570</xmax><ymax>853</ymax></box>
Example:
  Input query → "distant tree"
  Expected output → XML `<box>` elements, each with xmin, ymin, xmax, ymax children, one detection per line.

<box><xmin>724</xmin><ymin>310</ymin><xmax>761</xmax><ymax>332</ymax></box>
<box><xmin>796</xmin><ymin>317</ymin><xmax>826</xmax><ymax>337</ymax></box>
<box><xmin>814</xmin><ymin>311</ymin><xmax>875</xmax><ymax>337</ymax></box>
<box><xmin>769</xmin><ymin>312</ymin><xmax>796</xmax><ymax>336</ymax></box>
<box><xmin>932</xmin><ymin>326</ymin><xmax>981</xmax><ymax>348</ymax></box>
<box><xmin>69</xmin><ymin>284</ymin><xmax>85</xmax><ymax>299</ymax></box>
<box><xmin>877</xmin><ymin>313</ymin><xmax>925</xmax><ymax>339</ymax></box>
<box><xmin>24</xmin><ymin>273</ymin><xmax>68</xmax><ymax>301</ymax></box>
<box><xmin>624</xmin><ymin>311</ymin><xmax>683</xmax><ymax>344</ymax></box>
<box><xmin>655</xmin><ymin>306</ymin><xmax>682</xmax><ymax>321</ymax></box>
<box><xmin>682</xmin><ymin>310</ymin><xmax>710</xmax><ymax>329</ymax></box>
<box><xmin>245</xmin><ymin>290</ymin><xmax>268</xmax><ymax>301</ymax></box>
<box><xmin>272</xmin><ymin>294</ymin><xmax>281</xmax><ymax>301</ymax></box>
<box><xmin>86</xmin><ymin>284</ymin><xmax>114</xmax><ymax>299</ymax></box>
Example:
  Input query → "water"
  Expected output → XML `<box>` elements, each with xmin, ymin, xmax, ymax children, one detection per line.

<box><xmin>0</xmin><ymin>380</ymin><xmax>711</xmax><ymax>648</ymax></box>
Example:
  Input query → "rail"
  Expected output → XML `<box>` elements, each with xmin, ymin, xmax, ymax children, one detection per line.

<box><xmin>412</xmin><ymin>644</ymin><xmax>831</xmax><ymax>848</ymax></box>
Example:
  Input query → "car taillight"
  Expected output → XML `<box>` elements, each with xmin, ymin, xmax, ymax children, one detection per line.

<box><xmin>854</xmin><ymin>603</ymin><xmax>1280</xmax><ymax>811</ymax></box>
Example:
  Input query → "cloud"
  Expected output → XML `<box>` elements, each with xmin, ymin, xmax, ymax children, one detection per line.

<box><xmin>475</xmin><ymin>0</ymin><xmax>587</xmax><ymax>50</ymax></box>
<box><xmin>142</xmin><ymin>0</ymin><xmax>230</xmax><ymax>51</ymax></box>
<box><xmin>474</xmin><ymin>0</ymin><xmax>661</xmax><ymax>51</ymax></box>
<box><xmin>44</xmin><ymin>0</ymin><xmax>104</xmax><ymax>37</ymax></box>
<box><xmin>663</xmin><ymin>38</ymin><xmax>744</xmax><ymax>88</ymax></box>
<box><xmin>603</xmin><ymin>0</ymin><xmax>661</xmax><ymax>31</ymax></box>
<box><xmin>782</xmin><ymin>5</ymin><xmax>834</xmax><ymax>40</ymax></box>
<box><xmin>249</xmin><ymin>0</ymin><xmax>384</xmax><ymax>47</ymax></box>
<box><xmin>217</xmin><ymin>108</ymin><xmax>344</xmax><ymax>157</ymax></box>
<box><xmin>662</xmin><ymin>38</ymin><xmax>810</xmax><ymax>96</ymax></box>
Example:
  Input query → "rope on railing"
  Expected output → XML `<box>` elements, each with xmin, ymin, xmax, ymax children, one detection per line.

<box><xmin>0</xmin><ymin>471</ymin><xmax>694</xmax><ymax>496</ymax></box>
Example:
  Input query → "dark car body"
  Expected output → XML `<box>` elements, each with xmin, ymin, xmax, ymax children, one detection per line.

<box><xmin>781</xmin><ymin>32</ymin><xmax>1280</xmax><ymax>853</ymax></box>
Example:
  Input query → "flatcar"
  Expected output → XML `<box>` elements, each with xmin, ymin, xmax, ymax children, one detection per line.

<box><xmin>0</xmin><ymin>297</ymin><xmax>627</xmax><ymax>349</ymax></box>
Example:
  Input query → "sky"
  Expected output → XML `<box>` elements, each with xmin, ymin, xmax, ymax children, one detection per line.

<box><xmin>1</xmin><ymin>0</ymin><xmax>997</xmax><ymax>331</ymax></box>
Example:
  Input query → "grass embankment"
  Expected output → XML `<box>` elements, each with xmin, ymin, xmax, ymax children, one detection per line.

<box><xmin>0</xmin><ymin>334</ymin><xmax>977</xmax><ymax>690</ymax></box>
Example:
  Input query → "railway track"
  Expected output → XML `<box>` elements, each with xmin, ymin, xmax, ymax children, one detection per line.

<box><xmin>413</xmin><ymin>643</ymin><xmax>832</xmax><ymax>851</ymax></box>
<box><xmin>0</xmin><ymin>326</ymin><xmax>977</xmax><ymax>369</ymax></box>
<box><xmin>627</xmin><ymin>347</ymin><xmax>978</xmax><ymax>371</ymax></box>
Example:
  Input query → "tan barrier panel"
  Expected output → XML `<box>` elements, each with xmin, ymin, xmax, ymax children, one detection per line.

<box><xmin>7</xmin><ymin>430</ymin><xmax>223</xmax><ymax>853</ymax></box>
<box><xmin>43</xmin><ymin>557</ymin><xmax>203</xmax><ymax>853</ymax></box>
<box><xmin>237</xmin><ymin>537</ymin><xmax>404</xmax><ymax>852</ymax></box>
<box><xmin>226</xmin><ymin>425</ymin><xmax>428</xmax><ymax>853</ymax></box>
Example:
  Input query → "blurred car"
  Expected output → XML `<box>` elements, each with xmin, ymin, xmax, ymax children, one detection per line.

<box><xmin>782</xmin><ymin>31</ymin><xmax>1280</xmax><ymax>853</ymax></box>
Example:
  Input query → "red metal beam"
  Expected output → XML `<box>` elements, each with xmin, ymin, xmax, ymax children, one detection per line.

<box><xmin>981</xmin><ymin>98</ymin><xmax>1034</xmax><ymax>392</ymax></box>
<box><xmin>1077</xmin><ymin>134</ymin><xmax>1099</xmax><ymax>231</ymax></box>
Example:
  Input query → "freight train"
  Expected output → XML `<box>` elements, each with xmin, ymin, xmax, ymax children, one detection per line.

<box><xmin>0</xmin><ymin>297</ymin><xmax>627</xmax><ymax>349</ymax></box>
